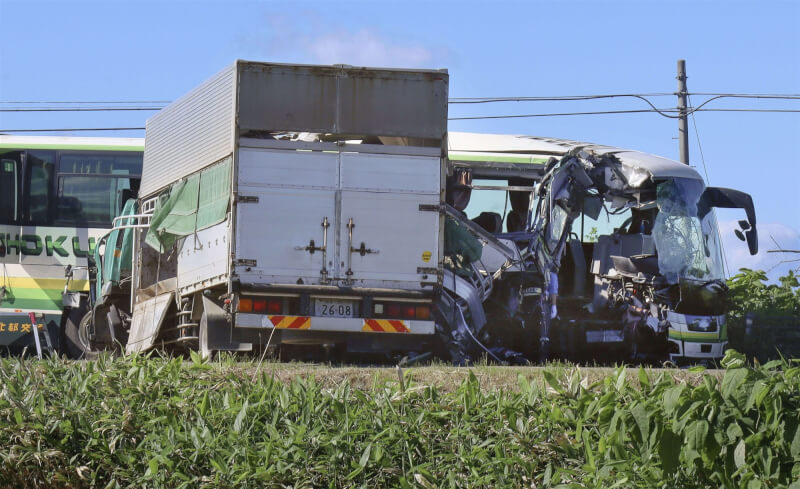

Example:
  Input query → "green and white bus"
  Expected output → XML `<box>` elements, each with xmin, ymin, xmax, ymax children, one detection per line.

<box><xmin>0</xmin><ymin>135</ymin><xmax>143</xmax><ymax>356</ymax></box>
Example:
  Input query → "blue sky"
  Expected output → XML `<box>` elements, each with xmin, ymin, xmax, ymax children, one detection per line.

<box><xmin>1</xmin><ymin>0</ymin><xmax>798</xmax><ymax>279</ymax></box>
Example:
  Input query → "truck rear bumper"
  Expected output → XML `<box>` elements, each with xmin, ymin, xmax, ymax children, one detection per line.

<box><xmin>235</xmin><ymin>313</ymin><xmax>435</xmax><ymax>335</ymax></box>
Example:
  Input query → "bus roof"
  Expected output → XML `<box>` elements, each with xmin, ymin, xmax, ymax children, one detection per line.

<box><xmin>448</xmin><ymin>131</ymin><xmax>702</xmax><ymax>181</ymax></box>
<box><xmin>0</xmin><ymin>135</ymin><xmax>144</xmax><ymax>152</ymax></box>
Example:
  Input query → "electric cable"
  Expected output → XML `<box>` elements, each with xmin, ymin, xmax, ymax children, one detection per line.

<box><xmin>1</xmin><ymin>107</ymin><xmax>162</xmax><ymax>112</ymax></box>
<box><xmin>0</xmin><ymin>128</ymin><xmax>145</xmax><ymax>132</ymax></box>
<box><xmin>449</xmin><ymin>109</ymin><xmax>673</xmax><ymax>120</ymax></box>
<box><xmin>688</xmin><ymin>94</ymin><xmax>731</xmax><ymax>279</ymax></box>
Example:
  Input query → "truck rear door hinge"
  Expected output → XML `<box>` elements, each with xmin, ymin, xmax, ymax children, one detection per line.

<box><xmin>419</xmin><ymin>204</ymin><xmax>443</xmax><ymax>213</ymax></box>
<box><xmin>235</xmin><ymin>259</ymin><xmax>257</xmax><ymax>267</ymax></box>
<box><xmin>238</xmin><ymin>195</ymin><xmax>259</xmax><ymax>204</ymax></box>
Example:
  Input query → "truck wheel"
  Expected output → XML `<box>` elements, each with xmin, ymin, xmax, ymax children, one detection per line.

<box><xmin>62</xmin><ymin>308</ymin><xmax>97</xmax><ymax>359</ymax></box>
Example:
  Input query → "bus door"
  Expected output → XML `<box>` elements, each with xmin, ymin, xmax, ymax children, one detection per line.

<box><xmin>0</xmin><ymin>152</ymin><xmax>22</xmax><ymax>264</ymax></box>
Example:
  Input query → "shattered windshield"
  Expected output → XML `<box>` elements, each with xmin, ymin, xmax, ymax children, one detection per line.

<box><xmin>652</xmin><ymin>178</ymin><xmax>725</xmax><ymax>283</ymax></box>
<box><xmin>547</xmin><ymin>204</ymin><xmax>568</xmax><ymax>251</ymax></box>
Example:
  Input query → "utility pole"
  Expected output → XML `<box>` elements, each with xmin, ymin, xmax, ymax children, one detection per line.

<box><xmin>676</xmin><ymin>59</ymin><xmax>690</xmax><ymax>165</ymax></box>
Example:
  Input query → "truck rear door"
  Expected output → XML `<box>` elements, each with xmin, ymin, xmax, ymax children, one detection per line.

<box><xmin>338</xmin><ymin>152</ymin><xmax>440</xmax><ymax>289</ymax></box>
<box><xmin>235</xmin><ymin>147</ymin><xmax>337</xmax><ymax>285</ymax></box>
<box><xmin>234</xmin><ymin>144</ymin><xmax>441</xmax><ymax>292</ymax></box>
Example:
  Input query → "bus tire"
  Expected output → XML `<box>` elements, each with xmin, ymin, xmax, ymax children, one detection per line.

<box><xmin>63</xmin><ymin>308</ymin><xmax>97</xmax><ymax>359</ymax></box>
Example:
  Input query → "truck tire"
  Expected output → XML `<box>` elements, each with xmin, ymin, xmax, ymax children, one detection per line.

<box><xmin>62</xmin><ymin>308</ymin><xmax>97</xmax><ymax>359</ymax></box>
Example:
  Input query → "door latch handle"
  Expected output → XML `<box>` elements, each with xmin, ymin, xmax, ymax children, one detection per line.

<box><xmin>294</xmin><ymin>218</ymin><xmax>330</xmax><ymax>284</ymax></box>
<box><xmin>351</xmin><ymin>242</ymin><xmax>378</xmax><ymax>256</ymax></box>
<box><xmin>295</xmin><ymin>239</ymin><xmax>325</xmax><ymax>254</ymax></box>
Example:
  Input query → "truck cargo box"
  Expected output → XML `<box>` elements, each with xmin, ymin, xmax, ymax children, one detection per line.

<box><xmin>130</xmin><ymin>61</ymin><xmax>449</xmax><ymax>354</ymax></box>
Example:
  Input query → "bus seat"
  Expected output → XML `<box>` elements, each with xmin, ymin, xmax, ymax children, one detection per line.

<box><xmin>568</xmin><ymin>237</ymin><xmax>587</xmax><ymax>297</ymax></box>
<box><xmin>471</xmin><ymin>212</ymin><xmax>503</xmax><ymax>234</ymax></box>
<box><xmin>506</xmin><ymin>210</ymin><xmax>527</xmax><ymax>232</ymax></box>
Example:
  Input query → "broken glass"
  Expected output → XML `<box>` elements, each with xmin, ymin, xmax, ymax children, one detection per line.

<box><xmin>652</xmin><ymin>178</ymin><xmax>724</xmax><ymax>283</ymax></box>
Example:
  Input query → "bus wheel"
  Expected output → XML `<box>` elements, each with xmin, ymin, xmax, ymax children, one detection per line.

<box><xmin>63</xmin><ymin>308</ymin><xmax>97</xmax><ymax>359</ymax></box>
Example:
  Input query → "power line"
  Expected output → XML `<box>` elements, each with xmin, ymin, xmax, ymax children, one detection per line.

<box><xmin>3</xmin><ymin>92</ymin><xmax>798</xmax><ymax>107</ymax></box>
<box><xmin>0</xmin><ymin>128</ymin><xmax>145</xmax><ymax>133</ymax></box>
<box><xmin>449</xmin><ymin>93</ymin><xmax>675</xmax><ymax>103</ymax></box>
<box><xmin>688</xmin><ymin>94</ymin><xmax>730</xmax><ymax>277</ymax></box>
<box><xmin>687</xmin><ymin>92</ymin><xmax>800</xmax><ymax>98</ymax></box>
<box><xmin>5</xmin><ymin>106</ymin><xmax>797</xmax><ymax>116</ymax></box>
<box><xmin>0</xmin><ymin>100</ymin><xmax>170</xmax><ymax>104</ymax></box>
<box><xmin>4</xmin><ymin>105</ymin><xmax>797</xmax><ymax>130</ymax></box>
<box><xmin>693</xmin><ymin>108</ymin><xmax>800</xmax><ymax>113</ymax></box>
<box><xmin>449</xmin><ymin>109</ymin><xmax>666</xmax><ymax>120</ymax></box>
<box><xmin>448</xmin><ymin>107</ymin><xmax>800</xmax><ymax>121</ymax></box>
<box><xmin>1</xmin><ymin>107</ymin><xmax>163</xmax><ymax>112</ymax></box>
<box><xmin>449</xmin><ymin>93</ymin><xmax>800</xmax><ymax>103</ymax></box>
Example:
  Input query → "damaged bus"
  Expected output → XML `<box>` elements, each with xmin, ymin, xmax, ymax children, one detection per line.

<box><xmin>440</xmin><ymin>132</ymin><xmax>758</xmax><ymax>365</ymax></box>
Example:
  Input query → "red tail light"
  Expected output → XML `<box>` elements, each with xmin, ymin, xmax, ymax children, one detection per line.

<box><xmin>253</xmin><ymin>299</ymin><xmax>267</xmax><ymax>313</ymax></box>
<box><xmin>266</xmin><ymin>299</ymin><xmax>282</xmax><ymax>314</ymax></box>
<box><xmin>240</xmin><ymin>297</ymin><xmax>284</xmax><ymax>314</ymax></box>
<box><xmin>386</xmin><ymin>304</ymin><xmax>414</xmax><ymax>318</ymax></box>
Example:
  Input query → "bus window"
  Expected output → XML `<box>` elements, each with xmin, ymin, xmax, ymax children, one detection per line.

<box><xmin>59</xmin><ymin>153</ymin><xmax>140</xmax><ymax>175</ymax></box>
<box><xmin>463</xmin><ymin>178</ymin><xmax>537</xmax><ymax>233</ymax></box>
<box><xmin>25</xmin><ymin>151</ymin><xmax>55</xmax><ymax>225</ymax></box>
<box><xmin>0</xmin><ymin>153</ymin><xmax>22</xmax><ymax>224</ymax></box>
<box><xmin>56</xmin><ymin>152</ymin><xmax>141</xmax><ymax>226</ymax></box>
<box><xmin>57</xmin><ymin>176</ymin><xmax>134</xmax><ymax>224</ymax></box>
<box><xmin>580</xmin><ymin>206</ymin><xmax>631</xmax><ymax>242</ymax></box>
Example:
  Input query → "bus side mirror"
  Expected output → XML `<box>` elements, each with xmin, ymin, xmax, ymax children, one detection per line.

<box><xmin>698</xmin><ymin>187</ymin><xmax>758</xmax><ymax>255</ymax></box>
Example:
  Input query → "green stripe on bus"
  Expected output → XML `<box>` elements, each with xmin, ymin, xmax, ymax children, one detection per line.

<box><xmin>669</xmin><ymin>330</ymin><xmax>722</xmax><ymax>342</ymax></box>
<box><xmin>448</xmin><ymin>153</ymin><xmax>549</xmax><ymax>164</ymax></box>
<box><xmin>2</xmin><ymin>287</ymin><xmax>63</xmax><ymax>301</ymax></box>
<box><xmin>0</xmin><ymin>297</ymin><xmax>61</xmax><ymax>310</ymax></box>
<box><xmin>0</xmin><ymin>143</ymin><xmax>143</xmax><ymax>151</ymax></box>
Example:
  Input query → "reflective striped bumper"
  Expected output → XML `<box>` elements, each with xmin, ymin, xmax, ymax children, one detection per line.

<box><xmin>235</xmin><ymin>313</ymin><xmax>435</xmax><ymax>335</ymax></box>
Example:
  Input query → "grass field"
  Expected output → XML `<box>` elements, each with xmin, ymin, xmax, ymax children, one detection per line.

<box><xmin>1</xmin><ymin>352</ymin><xmax>798</xmax><ymax>488</ymax></box>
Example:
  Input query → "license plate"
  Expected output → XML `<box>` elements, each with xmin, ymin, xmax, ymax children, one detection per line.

<box><xmin>315</xmin><ymin>299</ymin><xmax>358</xmax><ymax>318</ymax></box>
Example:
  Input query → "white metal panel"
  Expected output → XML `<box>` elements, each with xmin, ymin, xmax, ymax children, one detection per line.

<box><xmin>177</xmin><ymin>221</ymin><xmax>229</xmax><ymax>292</ymax></box>
<box><xmin>340</xmin><ymin>153</ymin><xmax>440</xmax><ymax>193</ymax></box>
<box><xmin>126</xmin><ymin>291</ymin><xmax>174</xmax><ymax>353</ymax></box>
<box><xmin>236</xmin><ymin>187</ymin><xmax>336</xmax><ymax>285</ymax></box>
<box><xmin>238</xmin><ymin>147</ymin><xmax>338</xmax><ymax>190</ymax></box>
<box><xmin>236</xmin><ymin>148</ymin><xmax>338</xmax><ymax>285</ymax></box>
<box><xmin>338</xmin><ymin>191</ymin><xmax>439</xmax><ymax>288</ymax></box>
<box><xmin>140</xmin><ymin>64</ymin><xmax>236</xmax><ymax>198</ymax></box>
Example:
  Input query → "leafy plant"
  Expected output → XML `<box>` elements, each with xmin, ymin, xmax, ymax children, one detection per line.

<box><xmin>727</xmin><ymin>269</ymin><xmax>800</xmax><ymax>321</ymax></box>
<box><xmin>0</xmin><ymin>353</ymin><xmax>798</xmax><ymax>488</ymax></box>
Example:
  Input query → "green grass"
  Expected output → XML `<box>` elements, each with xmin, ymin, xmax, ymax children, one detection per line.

<box><xmin>0</xmin><ymin>351</ymin><xmax>798</xmax><ymax>488</ymax></box>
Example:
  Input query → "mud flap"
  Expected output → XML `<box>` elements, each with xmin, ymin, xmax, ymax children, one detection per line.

<box><xmin>127</xmin><ymin>292</ymin><xmax>174</xmax><ymax>353</ymax></box>
<box><xmin>199</xmin><ymin>296</ymin><xmax>251</xmax><ymax>359</ymax></box>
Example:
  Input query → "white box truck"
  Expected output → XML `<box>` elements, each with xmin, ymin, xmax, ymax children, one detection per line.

<box><xmin>91</xmin><ymin>61</ymin><xmax>449</xmax><ymax>358</ymax></box>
